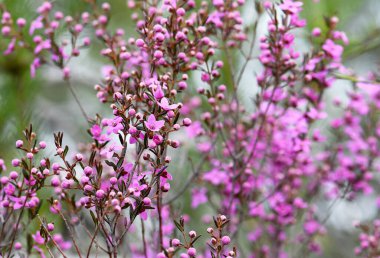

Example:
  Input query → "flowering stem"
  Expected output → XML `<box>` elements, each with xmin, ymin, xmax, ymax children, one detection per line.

<box><xmin>37</xmin><ymin>214</ymin><xmax>68</xmax><ymax>258</ymax></box>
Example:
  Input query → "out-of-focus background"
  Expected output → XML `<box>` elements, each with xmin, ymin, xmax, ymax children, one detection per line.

<box><xmin>1</xmin><ymin>0</ymin><xmax>380</xmax><ymax>257</ymax></box>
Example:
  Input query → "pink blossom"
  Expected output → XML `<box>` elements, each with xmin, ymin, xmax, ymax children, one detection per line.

<box><xmin>158</xmin><ymin>98</ymin><xmax>178</xmax><ymax>111</ymax></box>
<box><xmin>144</xmin><ymin>114</ymin><xmax>165</xmax><ymax>132</ymax></box>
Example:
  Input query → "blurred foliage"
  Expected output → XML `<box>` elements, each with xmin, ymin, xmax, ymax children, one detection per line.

<box><xmin>302</xmin><ymin>0</ymin><xmax>363</xmax><ymax>30</ymax></box>
<box><xmin>302</xmin><ymin>0</ymin><xmax>380</xmax><ymax>61</ymax></box>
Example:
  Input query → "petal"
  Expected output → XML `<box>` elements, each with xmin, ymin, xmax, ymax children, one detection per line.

<box><xmin>147</xmin><ymin>114</ymin><xmax>156</xmax><ymax>124</ymax></box>
<box><xmin>156</xmin><ymin>120</ymin><xmax>165</xmax><ymax>129</ymax></box>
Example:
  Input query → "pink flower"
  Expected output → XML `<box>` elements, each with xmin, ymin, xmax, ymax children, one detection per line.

<box><xmin>203</xmin><ymin>169</ymin><xmax>227</xmax><ymax>185</ymax></box>
<box><xmin>90</xmin><ymin>124</ymin><xmax>110</xmax><ymax>144</ymax></box>
<box><xmin>34</xmin><ymin>39</ymin><xmax>51</xmax><ymax>54</ymax></box>
<box><xmin>304</xmin><ymin>220</ymin><xmax>320</xmax><ymax>235</ymax></box>
<box><xmin>32</xmin><ymin>231</ymin><xmax>45</xmax><ymax>245</ymax></box>
<box><xmin>322</xmin><ymin>39</ymin><xmax>343</xmax><ymax>61</ymax></box>
<box><xmin>4</xmin><ymin>38</ymin><xmax>16</xmax><ymax>55</ymax></box>
<box><xmin>30</xmin><ymin>58</ymin><xmax>41</xmax><ymax>78</ymax></box>
<box><xmin>191</xmin><ymin>187</ymin><xmax>208</xmax><ymax>208</ymax></box>
<box><xmin>0</xmin><ymin>159</ymin><xmax>6</xmax><ymax>171</ymax></box>
<box><xmin>106</xmin><ymin>116</ymin><xmax>123</xmax><ymax>134</ymax></box>
<box><xmin>29</xmin><ymin>16</ymin><xmax>44</xmax><ymax>35</ymax></box>
<box><xmin>279</xmin><ymin>0</ymin><xmax>303</xmax><ymax>15</ymax></box>
<box><xmin>100</xmin><ymin>141</ymin><xmax>122</xmax><ymax>159</ymax></box>
<box><xmin>144</xmin><ymin>114</ymin><xmax>165</xmax><ymax>132</ymax></box>
<box><xmin>53</xmin><ymin>234</ymin><xmax>72</xmax><ymax>250</ymax></box>
<box><xmin>153</xmin><ymin>85</ymin><xmax>165</xmax><ymax>100</ymax></box>
<box><xmin>158</xmin><ymin>98</ymin><xmax>178</xmax><ymax>111</ymax></box>
<box><xmin>90</xmin><ymin>124</ymin><xmax>102</xmax><ymax>137</ymax></box>
<box><xmin>185</xmin><ymin>121</ymin><xmax>204</xmax><ymax>138</ymax></box>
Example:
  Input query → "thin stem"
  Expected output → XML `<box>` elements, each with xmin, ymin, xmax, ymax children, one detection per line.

<box><xmin>141</xmin><ymin>218</ymin><xmax>148</xmax><ymax>258</ymax></box>
<box><xmin>58</xmin><ymin>210</ymin><xmax>83</xmax><ymax>258</ymax></box>
<box><xmin>157</xmin><ymin>187</ymin><xmax>164</xmax><ymax>250</ymax></box>
<box><xmin>65</xmin><ymin>79</ymin><xmax>90</xmax><ymax>124</ymax></box>
<box><xmin>86</xmin><ymin>221</ymin><xmax>102</xmax><ymax>258</ymax></box>
<box><xmin>37</xmin><ymin>215</ymin><xmax>68</xmax><ymax>258</ymax></box>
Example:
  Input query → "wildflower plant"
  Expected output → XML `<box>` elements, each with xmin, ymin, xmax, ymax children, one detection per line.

<box><xmin>1</xmin><ymin>0</ymin><xmax>380</xmax><ymax>257</ymax></box>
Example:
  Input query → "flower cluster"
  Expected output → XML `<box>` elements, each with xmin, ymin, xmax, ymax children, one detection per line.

<box><xmin>1</xmin><ymin>2</ymin><xmax>91</xmax><ymax>78</ymax></box>
<box><xmin>1</xmin><ymin>0</ymin><xmax>380</xmax><ymax>257</ymax></box>
<box><xmin>355</xmin><ymin>221</ymin><xmax>380</xmax><ymax>258</ymax></box>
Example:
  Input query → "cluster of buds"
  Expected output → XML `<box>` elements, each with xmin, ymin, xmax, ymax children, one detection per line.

<box><xmin>0</xmin><ymin>125</ymin><xmax>53</xmax><ymax>255</ymax></box>
<box><xmin>156</xmin><ymin>216</ymin><xmax>201</xmax><ymax>258</ymax></box>
<box><xmin>0</xmin><ymin>2</ymin><xmax>91</xmax><ymax>78</ymax></box>
<box><xmin>206</xmin><ymin>215</ymin><xmax>237</xmax><ymax>258</ymax></box>
<box><xmin>355</xmin><ymin>221</ymin><xmax>380</xmax><ymax>257</ymax></box>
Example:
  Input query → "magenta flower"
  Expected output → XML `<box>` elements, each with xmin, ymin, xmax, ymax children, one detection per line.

<box><xmin>3</xmin><ymin>38</ymin><xmax>16</xmax><ymax>55</ymax></box>
<box><xmin>32</xmin><ymin>231</ymin><xmax>45</xmax><ymax>245</ymax></box>
<box><xmin>53</xmin><ymin>234</ymin><xmax>72</xmax><ymax>250</ymax></box>
<box><xmin>279</xmin><ymin>0</ymin><xmax>303</xmax><ymax>14</ymax></box>
<box><xmin>191</xmin><ymin>187</ymin><xmax>208</xmax><ymax>208</ymax></box>
<box><xmin>100</xmin><ymin>141</ymin><xmax>122</xmax><ymax>159</ymax></box>
<box><xmin>304</xmin><ymin>220</ymin><xmax>320</xmax><ymax>235</ymax></box>
<box><xmin>144</xmin><ymin>114</ymin><xmax>165</xmax><ymax>132</ymax></box>
<box><xmin>30</xmin><ymin>58</ymin><xmax>41</xmax><ymax>78</ymax></box>
<box><xmin>29</xmin><ymin>16</ymin><xmax>44</xmax><ymax>35</ymax></box>
<box><xmin>158</xmin><ymin>97</ymin><xmax>178</xmax><ymax>111</ymax></box>
<box><xmin>322</xmin><ymin>39</ymin><xmax>343</xmax><ymax>61</ymax></box>
<box><xmin>90</xmin><ymin>124</ymin><xmax>110</xmax><ymax>144</ymax></box>
<box><xmin>153</xmin><ymin>85</ymin><xmax>165</xmax><ymax>100</ymax></box>
<box><xmin>90</xmin><ymin>124</ymin><xmax>102</xmax><ymax>138</ymax></box>
<box><xmin>106</xmin><ymin>116</ymin><xmax>123</xmax><ymax>134</ymax></box>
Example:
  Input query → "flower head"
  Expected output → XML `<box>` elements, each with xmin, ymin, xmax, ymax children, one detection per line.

<box><xmin>145</xmin><ymin>114</ymin><xmax>165</xmax><ymax>132</ymax></box>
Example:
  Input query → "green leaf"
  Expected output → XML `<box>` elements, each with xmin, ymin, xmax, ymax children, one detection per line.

<box><xmin>90</xmin><ymin>210</ymin><xmax>98</xmax><ymax>226</ymax></box>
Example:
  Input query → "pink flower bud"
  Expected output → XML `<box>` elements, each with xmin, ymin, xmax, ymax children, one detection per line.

<box><xmin>221</xmin><ymin>236</ymin><xmax>231</xmax><ymax>245</ymax></box>
<box><xmin>176</xmin><ymin>8</ymin><xmax>186</xmax><ymax>16</ymax></box>
<box><xmin>75</xmin><ymin>153</ymin><xmax>83</xmax><ymax>161</ymax></box>
<box><xmin>143</xmin><ymin>197</ymin><xmax>151</xmax><ymax>206</ymax></box>
<box><xmin>189</xmin><ymin>230</ymin><xmax>196</xmax><ymax>238</ymax></box>
<box><xmin>172</xmin><ymin>238</ymin><xmax>181</xmax><ymax>247</ymax></box>
<box><xmin>136</xmin><ymin>39</ymin><xmax>145</xmax><ymax>47</ymax></box>
<box><xmin>183</xmin><ymin>118</ymin><xmax>192</xmax><ymax>126</ymax></box>
<box><xmin>187</xmin><ymin>247</ymin><xmax>196</xmax><ymax>257</ymax></box>
<box><xmin>0</xmin><ymin>176</ymin><xmax>9</xmax><ymax>184</ymax></box>
<box><xmin>17</xmin><ymin>18</ymin><xmax>26</xmax><ymax>27</ymax></box>
<box><xmin>39</xmin><ymin>141</ymin><xmax>47</xmax><ymax>149</ymax></box>
<box><xmin>12</xmin><ymin>159</ymin><xmax>20</xmax><ymax>167</ymax></box>
<box><xmin>14</xmin><ymin>242</ymin><xmax>22</xmax><ymax>250</ymax></box>
<box><xmin>51</xmin><ymin>176</ymin><xmax>60</xmax><ymax>187</ymax></box>
<box><xmin>9</xmin><ymin>171</ymin><xmax>18</xmax><ymax>180</ymax></box>
<box><xmin>2</xmin><ymin>26</ymin><xmax>11</xmax><ymax>36</ymax></box>
<box><xmin>47</xmin><ymin>223</ymin><xmax>55</xmax><ymax>231</ymax></box>
<box><xmin>16</xmin><ymin>140</ymin><xmax>23</xmax><ymax>148</ymax></box>
<box><xmin>157</xmin><ymin>253</ymin><xmax>166</xmax><ymax>258</ymax></box>
<box><xmin>84</xmin><ymin>166</ymin><xmax>93</xmax><ymax>176</ymax></box>
<box><xmin>162</xmin><ymin>182</ymin><xmax>170</xmax><ymax>192</ymax></box>
<box><xmin>84</xmin><ymin>185</ymin><xmax>93</xmax><ymax>192</ymax></box>
<box><xmin>102</xmin><ymin>2</ymin><xmax>111</xmax><ymax>11</ymax></box>
<box><xmin>154</xmin><ymin>50</ymin><xmax>163</xmax><ymax>59</ymax></box>
<box><xmin>312</xmin><ymin>28</ymin><xmax>321</xmax><ymax>37</ymax></box>
<box><xmin>96</xmin><ymin>189</ymin><xmax>105</xmax><ymax>199</ymax></box>
<box><xmin>110</xmin><ymin>177</ymin><xmax>118</xmax><ymax>185</ymax></box>
<box><xmin>63</xmin><ymin>67</ymin><xmax>70</xmax><ymax>79</ymax></box>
